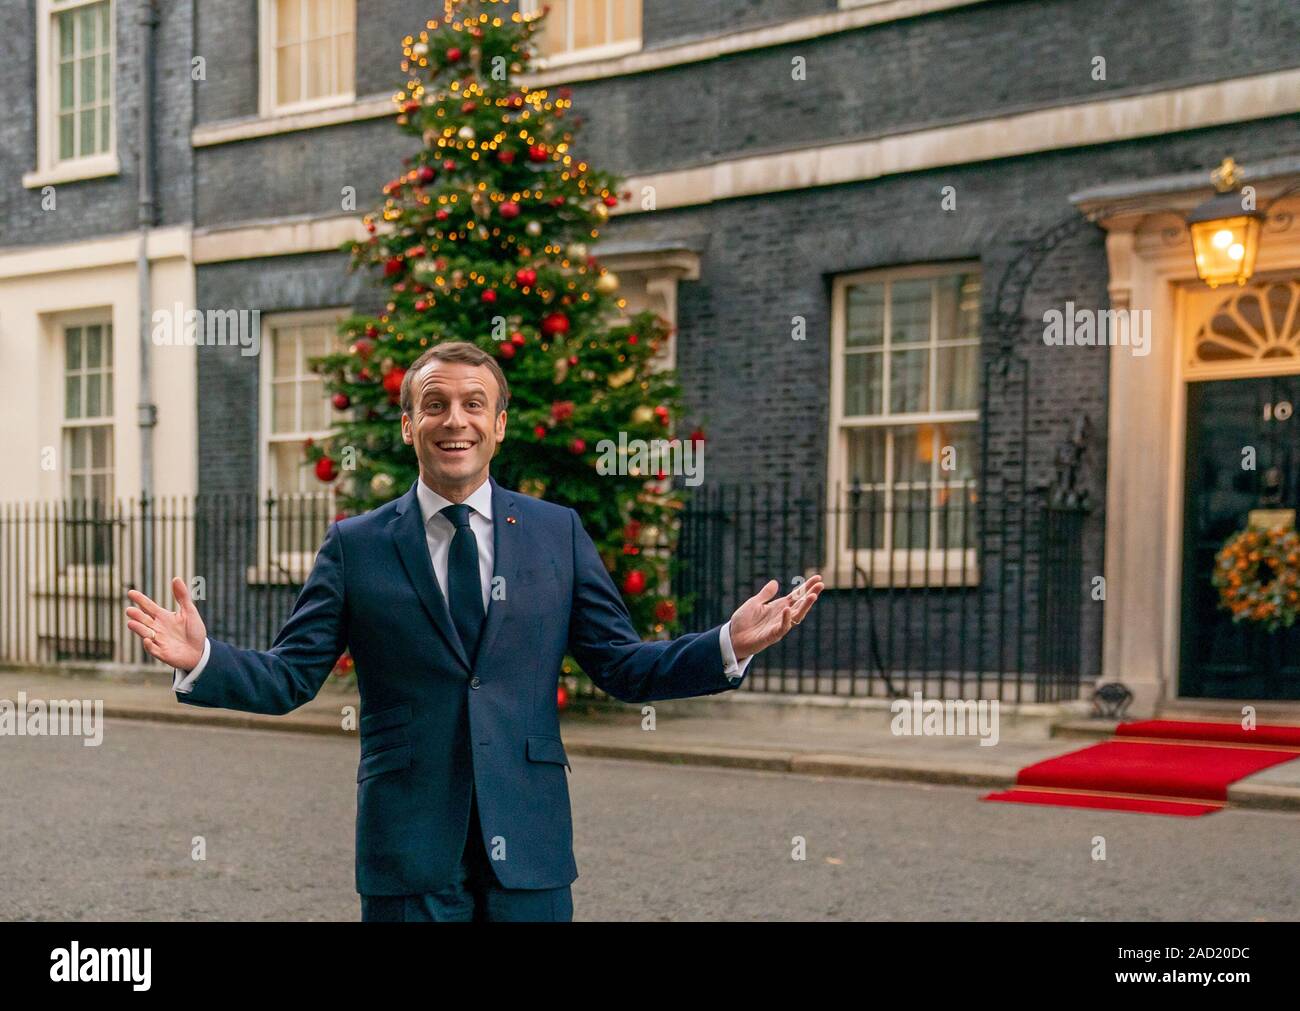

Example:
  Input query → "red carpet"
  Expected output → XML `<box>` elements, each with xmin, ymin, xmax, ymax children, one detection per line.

<box><xmin>983</xmin><ymin>720</ymin><xmax>1300</xmax><ymax>817</ymax></box>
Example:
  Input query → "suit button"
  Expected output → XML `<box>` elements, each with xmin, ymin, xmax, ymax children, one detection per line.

<box><xmin>470</xmin><ymin>676</ymin><xmax>481</xmax><ymax>689</ymax></box>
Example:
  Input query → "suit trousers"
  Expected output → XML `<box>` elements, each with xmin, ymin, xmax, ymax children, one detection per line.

<box><xmin>359</xmin><ymin>780</ymin><xmax>574</xmax><ymax>922</ymax></box>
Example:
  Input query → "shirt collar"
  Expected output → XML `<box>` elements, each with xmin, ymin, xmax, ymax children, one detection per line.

<box><xmin>416</xmin><ymin>474</ymin><xmax>494</xmax><ymax>528</ymax></box>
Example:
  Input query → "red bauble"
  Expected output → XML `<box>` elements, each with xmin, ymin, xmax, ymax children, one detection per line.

<box><xmin>461</xmin><ymin>100</ymin><xmax>477</xmax><ymax>113</ymax></box>
<box><xmin>417</xmin><ymin>165</ymin><xmax>435</xmax><ymax>183</ymax></box>
<box><xmin>353</xmin><ymin>338</ymin><xmax>374</xmax><ymax>358</ymax></box>
<box><xmin>332</xmin><ymin>393</ymin><xmax>350</xmax><ymax>410</ymax></box>
<box><xmin>435</xmin><ymin>208</ymin><xmax>450</xmax><ymax>221</ymax></box>
<box><xmin>550</xmin><ymin>400</ymin><xmax>574</xmax><ymax>423</ymax></box>
<box><xmin>498</xmin><ymin>149</ymin><xmax>516</xmax><ymax>164</ymax></box>
<box><xmin>382</xmin><ymin>367</ymin><xmax>406</xmax><ymax>401</ymax></box>
<box><xmin>414</xmin><ymin>300</ymin><xmax>428</xmax><ymax>312</ymax></box>
<box><xmin>499</xmin><ymin>343</ymin><xmax>516</xmax><ymax>359</ymax></box>
<box><xmin>401</xmin><ymin>100</ymin><xmax>420</xmax><ymax>114</ymax></box>
<box><xmin>569</xmin><ymin>438</ymin><xmax>586</xmax><ymax>455</ymax></box>
<box><xmin>314</xmin><ymin>457</ymin><xmax>338</xmax><ymax>483</ymax></box>
<box><xmin>481</xmin><ymin>288</ymin><xmax>497</xmax><ymax>303</ymax></box>
<box><xmin>550</xmin><ymin>196</ymin><xmax>565</xmax><ymax>208</ymax></box>
<box><xmin>333</xmin><ymin>511</ymin><xmax>349</xmax><ymax>523</ymax></box>
<box><xmin>528</xmin><ymin>145</ymin><xmax>549</xmax><ymax>162</ymax></box>
<box><xmin>442</xmin><ymin>159</ymin><xmax>456</xmax><ymax>172</ymax></box>
<box><xmin>622</xmin><ymin>570</ymin><xmax>646</xmax><ymax>595</ymax></box>
<box><xmin>689</xmin><ymin>428</ymin><xmax>706</xmax><ymax>445</ymax></box>
<box><xmin>533</xmin><ymin>425</ymin><xmax>546</xmax><ymax>438</ymax></box>
<box><xmin>628</xmin><ymin>333</ymin><xmax>639</xmax><ymax>344</ymax></box>
<box><xmin>364</xmin><ymin>324</ymin><xmax>379</xmax><ymax>338</ymax></box>
<box><xmin>358</xmin><ymin>367</ymin><xmax>372</xmax><ymax>382</ymax></box>
<box><xmin>541</xmin><ymin>312</ymin><xmax>570</xmax><ymax>337</ymax></box>
<box><xmin>515</xmin><ymin>267</ymin><xmax>537</xmax><ymax>287</ymax></box>
<box><xmin>499</xmin><ymin>201</ymin><xmax>520</xmax><ymax>219</ymax></box>
<box><xmin>603</xmin><ymin>195</ymin><xmax>619</xmax><ymax>207</ymax></box>
<box><xmin>383</xmin><ymin>257</ymin><xmax>403</xmax><ymax>277</ymax></box>
<box><xmin>654</xmin><ymin>598</ymin><xmax>677</xmax><ymax>622</ymax></box>
<box><xmin>623</xmin><ymin>520</ymin><xmax>641</xmax><ymax>542</ymax></box>
<box><xmin>556</xmin><ymin>684</ymin><xmax>568</xmax><ymax>711</ymax></box>
<box><xmin>510</xmin><ymin>332</ymin><xmax>526</xmax><ymax>346</ymax></box>
<box><xmin>446</xmin><ymin>46</ymin><xmax>463</xmax><ymax>62</ymax></box>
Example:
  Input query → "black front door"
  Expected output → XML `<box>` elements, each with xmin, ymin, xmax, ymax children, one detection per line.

<box><xmin>1180</xmin><ymin>375</ymin><xmax>1300</xmax><ymax>699</ymax></box>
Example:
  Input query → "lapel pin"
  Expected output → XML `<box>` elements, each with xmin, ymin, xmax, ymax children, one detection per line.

<box><xmin>507</xmin><ymin>516</ymin><xmax>517</xmax><ymax>524</ymax></box>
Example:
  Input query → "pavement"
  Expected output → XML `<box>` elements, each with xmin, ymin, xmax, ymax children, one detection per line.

<box><xmin>3</xmin><ymin>664</ymin><xmax>1299</xmax><ymax>813</ymax></box>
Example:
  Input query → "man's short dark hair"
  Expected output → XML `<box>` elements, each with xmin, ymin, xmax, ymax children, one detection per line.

<box><xmin>399</xmin><ymin>341</ymin><xmax>511</xmax><ymax>418</ymax></box>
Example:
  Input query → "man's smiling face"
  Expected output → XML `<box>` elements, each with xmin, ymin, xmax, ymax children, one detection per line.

<box><xmin>401</xmin><ymin>359</ymin><xmax>507</xmax><ymax>496</ymax></box>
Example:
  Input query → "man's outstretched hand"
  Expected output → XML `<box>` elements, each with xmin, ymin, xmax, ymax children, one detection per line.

<box><xmin>125</xmin><ymin>577</ymin><xmax>207</xmax><ymax>672</ymax></box>
<box><xmin>728</xmin><ymin>574</ymin><xmax>824</xmax><ymax>661</ymax></box>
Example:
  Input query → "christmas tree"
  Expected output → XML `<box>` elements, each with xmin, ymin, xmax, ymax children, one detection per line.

<box><xmin>304</xmin><ymin>0</ymin><xmax>700</xmax><ymax>658</ymax></box>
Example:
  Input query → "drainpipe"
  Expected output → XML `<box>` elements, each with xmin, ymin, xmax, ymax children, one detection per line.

<box><xmin>137</xmin><ymin>0</ymin><xmax>158</xmax><ymax>598</ymax></box>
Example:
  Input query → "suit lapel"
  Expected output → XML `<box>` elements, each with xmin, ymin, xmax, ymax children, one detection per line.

<box><xmin>475</xmin><ymin>475</ymin><xmax>521</xmax><ymax>665</ymax></box>
<box><xmin>389</xmin><ymin>481</ymin><xmax>472</xmax><ymax>672</ymax></box>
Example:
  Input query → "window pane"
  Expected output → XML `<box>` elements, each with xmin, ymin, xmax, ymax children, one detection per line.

<box><xmin>277</xmin><ymin>0</ymin><xmax>301</xmax><ymax>43</ymax></box>
<box><xmin>99</xmin><ymin>1</ymin><xmax>110</xmax><ymax>47</ymax></box>
<box><xmin>65</xmin><ymin>327</ymin><xmax>82</xmax><ymax>368</ymax></box>
<box><xmin>889</xmin><ymin>348</ymin><xmax>929</xmax><ymax>414</ymax></box>
<box><xmin>59</xmin><ymin>113</ymin><xmax>75</xmax><ymax>159</ymax></box>
<box><xmin>845</xmin><ymin>283</ymin><xmax>884</xmax><ymax>348</ymax></box>
<box><xmin>273</xmin><ymin>331</ymin><xmax>296</xmax><ymax>377</ymax></box>
<box><xmin>892</xmin><ymin>425</ymin><xmax>932</xmax><ymax>485</ymax></box>
<box><xmin>574</xmin><ymin>0</ymin><xmax>600</xmax><ymax>50</ymax></box>
<box><xmin>272</xmin><ymin>381</ymin><xmax>295</xmax><ymax>432</ymax></box>
<box><xmin>66</xmin><ymin>375</ymin><xmax>82</xmax><ymax>419</ymax></box>
<box><xmin>892</xmin><ymin>488</ymin><xmax>930</xmax><ymax>549</ymax></box>
<box><xmin>80</xmin><ymin>6</ymin><xmax>98</xmax><ymax>50</ymax></box>
<box><xmin>60</xmin><ymin>62</ymin><xmax>75</xmax><ymax>109</ymax></box>
<box><xmin>847</xmin><ymin>487</ymin><xmax>885</xmax><ymax>552</ymax></box>
<box><xmin>86</xmin><ymin>373</ymin><xmax>102</xmax><ymax>417</ymax></box>
<box><xmin>300</xmin><ymin>378</ymin><xmax>325</xmax><ymax>431</ymax></box>
<box><xmin>274</xmin><ymin>442</ymin><xmax>305</xmax><ymax>493</ymax></box>
<box><xmin>59</xmin><ymin>12</ymin><xmax>75</xmax><ymax>57</ymax></box>
<box><xmin>68</xmin><ymin>428</ymin><xmax>87</xmax><ymax>469</ymax></box>
<box><xmin>80</xmin><ymin>108</ymin><xmax>95</xmax><ymax>155</ymax></box>
<box><xmin>277</xmin><ymin>42</ymin><xmax>302</xmax><ymax>105</ymax></box>
<box><xmin>935</xmin><ymin>272</ymin><xmax>981</xmax><ymax>342</ymax></box>
<box><xmin>91</xmin><ymin>426</ymin><xmax>110</xmax><ymax>468</ymax></box>
<box><xmin>104</xmin><ymin>369</ymin><xmax>113</xmax><ymax>414</ymax></box>
<box><xmin>99</xmin><ymin>52</ymin><xmax>111</xmax><ymax>102</ymax></box>
<box><xmin>99</xmin><ymin>105</ymin><xmax>111</xmax><ymax>150</ymax></box>
<box><xmin>846</xmin><ymin>427</ymin><xmax>886</xmax><ymax>486</ymax></box>
<box><xmin>611</xmin><ymin>0</ymin><xmax>638</xmax><ymax>41</ymax></box>
<box><xmin>86</xmin><ymin>325</ymin><xmax>102</xmax><ymax>367</ymax></box>
<box><xmin>843</xmin><ymin>351</ymin><xmax>882</xmax><ymax>416</ymax></box>
<box><xmin>935</xmin><ymin>423</ymin><xmax>976</xmax><ymax>482</ymax></box>
<box><xmin>80</xmin><ymin>54</ymin><xmax>95</xmax><ymax>105</ymax></box>
<box><xmin>306</xmin><ymin>38</ymin><xmax>330</xmax><ymax>99</ymax></box>
<box><xmin>890</xmin><ymin>279</ymin><xmax>931</xmax><ymax>344</ymax></box>
<box><xmin>335</xmin><ymin>24</ymin><xmax>354</xmax><ymax>94</ymax></box>
<box><xmin>537</xmin><ymin>0</ymin><xmax>567</xmax><ymax>55</ymax></box>
<box><xmin>936</xmin><ymin>343</ymin><xmax>978</xmax><ymax>411</ymax></box>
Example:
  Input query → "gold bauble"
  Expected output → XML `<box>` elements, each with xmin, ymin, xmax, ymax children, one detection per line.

<box><xmin>631</xmin><ymin>405</ymin><xmax>655</xmax><ymax>424</ymax></box>
<box><xmin>608</xmin><ymin>366</ymin><xmax>636</xmax><ymax>388</ymax></box>
<box><xmin>457</xmin><ymin>125</ymin><xmax>476</xmax><ymax>142</ymax></box>
<box><xmin>566</xmin><ymin>243</ymin><xmax>588</xmax><ymax>260</ymax></box>
<box><xmin>595</xmin><ymin>271</ymin><xmax>619</xmax><ymax>294</ymax></box>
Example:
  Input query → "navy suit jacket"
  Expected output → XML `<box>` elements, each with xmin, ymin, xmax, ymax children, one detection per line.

<box><xmin>176</xmin><ymin>476</ymin><xmax>743</xmax><ymax>894</ymax></box>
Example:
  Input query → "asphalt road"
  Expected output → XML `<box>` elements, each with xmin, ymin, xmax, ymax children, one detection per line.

<box><xmin>1</xmin><ymin>718</ymin><xmax>1295</xmax><ymax>921</ymax></box>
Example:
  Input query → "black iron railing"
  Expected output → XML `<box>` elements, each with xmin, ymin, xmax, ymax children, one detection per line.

<box><xmin>0</xmin><ymin>486</ymin><xmax>1089</xmax><ymax>701</ymax></box>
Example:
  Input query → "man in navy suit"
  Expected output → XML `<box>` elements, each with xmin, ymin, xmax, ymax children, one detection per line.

<box><xmin>125</xmin><ymin>341</ymin><xmax>823</xmax><ymax>921</ymax></box>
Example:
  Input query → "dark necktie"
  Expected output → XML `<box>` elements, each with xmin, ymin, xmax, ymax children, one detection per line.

<box><xmin>440</xmin><ymin>503</ymin><xmax>485</xmax><ymax>664</ymax></box>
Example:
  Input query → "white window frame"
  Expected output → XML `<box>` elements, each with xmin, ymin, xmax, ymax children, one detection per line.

<box><xmin>826</xmin><ymin>262</ymin><xmax>982</xmax><ymax>588</ymax></box>
<box><xmin>256</xmin><ymin>307</ymin><xmax>350</xmax><ymax>583</ymax></box>
<box><xmin>258</xmin><ymin>0</ymin><xmax>356</xmax><ymax>118</ymax></box>
<box><xmin>519</xmin><ymin>0</ymin><xmax>642</xmax><ymax>69</ymax></box>
<box><xmin>25</xmin><ymin>0</ymin><xmax>119</xmax><ymax>189</ymax></box>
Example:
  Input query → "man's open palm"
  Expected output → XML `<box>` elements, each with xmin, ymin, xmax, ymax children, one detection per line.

<box><xmin>729</xmin><ymin>574</ymin><xmax>824</xmax><ymax>661</ymax></box>
<box><xmin>125</xmin><ymin>577</ymin><xmax>206</xmax><ymax>672</ymax></box>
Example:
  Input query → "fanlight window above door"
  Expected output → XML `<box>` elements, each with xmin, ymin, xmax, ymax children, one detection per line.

<box><xmin>1192</xmin><ymin>279</ymin><xmax>1300</xmax><ymax>368</ymax></box>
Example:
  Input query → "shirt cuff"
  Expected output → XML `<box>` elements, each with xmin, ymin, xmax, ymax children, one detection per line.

<box><xmin>718</xmin><ymin>620</ymin><xmax>753</xmax><ymax>686</ymax></box>
<box><xmin>173</xmin><ymin>638</ymin><xmax>211</xmax><ymax>694</ymax></box>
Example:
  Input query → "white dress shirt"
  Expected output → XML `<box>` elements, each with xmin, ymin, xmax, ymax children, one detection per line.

<box><xmin>175</xmin><ymin>475</ymin><xmax>752</xmax><ymax>690</ymax></box>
